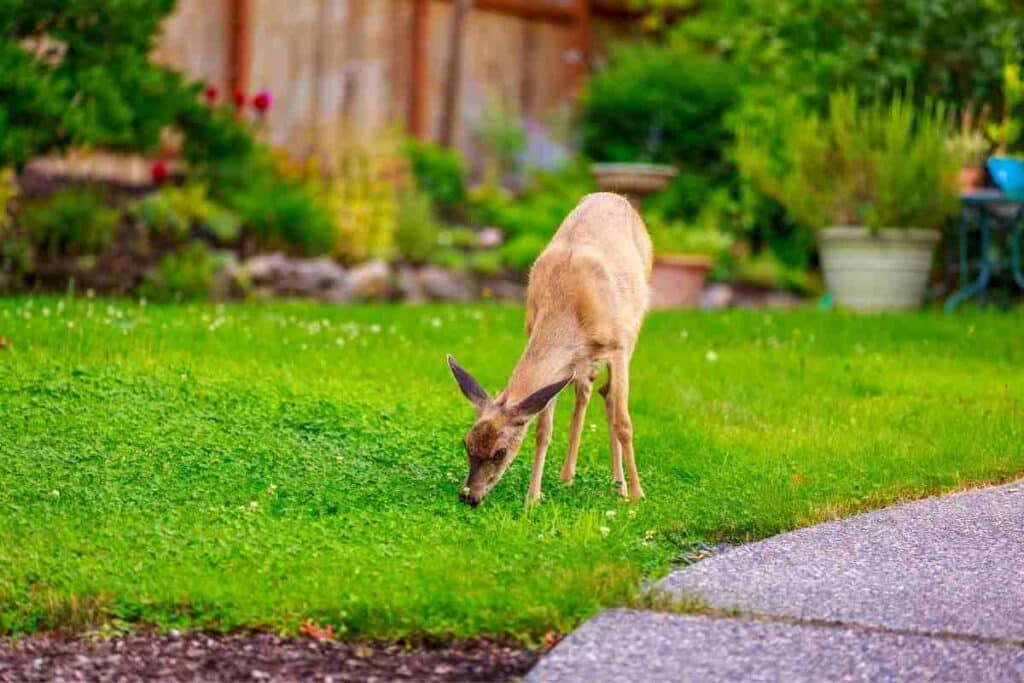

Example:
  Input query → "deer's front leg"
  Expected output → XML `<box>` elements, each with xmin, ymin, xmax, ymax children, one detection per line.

<box><xmin>560</xmin><ymin>376</ymin><xmax>593</xmax><ymax>483</ymax></box>
<box><xmin>610</xmin><ymin>354</ymin><xmax>644</xmax><ymax>501</ymax></box>
<box><xmin>527</xmin><ymin>397</ymin><xmax>556</xmax><ymax>505</ymax></box>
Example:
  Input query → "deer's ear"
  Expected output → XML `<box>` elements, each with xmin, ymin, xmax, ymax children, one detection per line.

<box><xmin>514</xmin><ymin>374</ymin><xmax>574</xmax><ymax>417</ymax></box>
<box><xmin>447</xmin><ymin>355</ymin><xmax>490</xmax><ymax>409</ymax></box>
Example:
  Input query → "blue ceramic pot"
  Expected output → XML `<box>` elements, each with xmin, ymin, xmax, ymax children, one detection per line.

<box><xmin>986</xmin><ymin>156</ymin><xmax>1024</xmax><ymax>195</ymax></box>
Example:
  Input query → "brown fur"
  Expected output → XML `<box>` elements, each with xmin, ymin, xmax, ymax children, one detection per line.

<box><xmin>448</xmin><ymin>193</ymin><xmax>651</xmax><ymax>506</ymax></box>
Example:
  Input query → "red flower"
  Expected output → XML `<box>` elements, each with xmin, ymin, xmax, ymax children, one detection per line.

<box><xmin>203</xmin><ymin>85</ymin><xmax>218</xmax><ymax>105</ymax></box>
<box><xmin>232</xmin><ymin>89</ymin><xmax>247</xmax><ymax>111</ymax></box>
<box><xmin>251</xmin><ymin>90</ymin><xmax>273</xmax><ymax>113</ymax></box>
<box><xmin>151</xmin><ymin>160</ymin><xmax>169</xmax><ymax>185</ymax></box>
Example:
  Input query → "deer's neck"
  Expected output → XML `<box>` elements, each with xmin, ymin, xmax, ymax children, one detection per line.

<box><xmin>504</xmin><ymin>317</ymin><xmax>582</xmax><ymax>405</ymax></box>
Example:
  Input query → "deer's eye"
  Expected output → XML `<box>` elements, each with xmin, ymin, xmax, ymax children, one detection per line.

<box><xmin>494</xmin><ymin>448</ymin><xmax>507</xmax><ymax>460</ymax></box>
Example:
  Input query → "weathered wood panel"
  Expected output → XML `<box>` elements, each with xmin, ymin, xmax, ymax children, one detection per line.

<box><xmin>153</xmin><ymin>0</ymin><xmax>592</xmax><ymax>169</ymax></box>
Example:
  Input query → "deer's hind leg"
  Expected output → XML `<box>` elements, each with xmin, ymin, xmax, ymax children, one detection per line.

<box><xmin>600</xmin><ymin>367</ymin><xmax>626</xmax><ymax>496</ymax></box>
<box><xmin>609</xmin><ymin>352</ymin><xmax>644</xmax><ymax>501</ymax></box>
<box><xmin>560</xmin><ymin>370</ymin><xmax>596</xmax><ymax>483</ymax></box>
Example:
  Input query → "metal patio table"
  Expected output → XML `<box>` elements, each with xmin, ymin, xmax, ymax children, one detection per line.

<box><xmin>945</xmin><ymin>189</ymin><xmax>1024</xmax><ymax>312</ymax></box>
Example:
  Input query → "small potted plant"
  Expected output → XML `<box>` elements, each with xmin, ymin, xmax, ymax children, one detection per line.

<box><xmin>737</xmin><ymin>91</ymin><xmax>958</xmax><ymax>311</ymax></box>
<box><xmin>647</xmin><ymin>214</ymin><xmax>733</xmax><ymax>309</ymax></box>
<box><xmin>986</xmin><ymin>62</ymin><xmax>1024</xmax><ymax>196</ymax></box>
<box><xmin>948</xmin><ymin>105</ymin><xmax>990</xmax><ymax>193</ymax></box>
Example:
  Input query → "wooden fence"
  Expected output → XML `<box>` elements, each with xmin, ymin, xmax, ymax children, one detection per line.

<box><xmin>152</xmin><ymin>0</ymin><xmax>633</xmax><ymax>174</ymax></box>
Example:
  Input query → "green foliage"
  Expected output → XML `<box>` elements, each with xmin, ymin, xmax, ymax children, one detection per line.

<box><xmin>500</xmin><ymin>234</ymin><xmax>548</xmax><ymax>273</ymax></box>
<box><xmin>647</xmin><ymin>216</ymin><xmax>734</xmax><ymax>259</ymax></box>
<box><xmin>136</xmin><ymin>241</ymin><xmax>225</xmax><ymax>302</ymax></box>
<box><xmin>1</xmin><ymin>299</ymin><xmax>1023</xmax><ymax>638</ymax></box>
<box><xmin>230</xmin><ymin>180</ymin><xmax>336</xmax><ymax>257</ymax></box>
<box><xmin>132</xmin><ymin>183</ymin><xmax>241</xmax><ymax>244</ymax></box>
<box><xmin>15</xmin><ymin>187</ymin><xmax>119</xmax><ymax>259</ymax></box>
<box><xmin>468</xmin><ymin>249</ymin><xmax>503</xmax><ymax>276</ymax></box>
<box><xmin>580</xmin><ymin>43</ymin><xmax>739</xmax><ymax>167</ymax></box>
<box><xmin>987</xmin><ymin>62</ymin><xmax>1024</xmax><ymax>155</ymax></box>
<box><xmin>394</xmin><ymin>190</ymin><xmax>440</xmax><ymax>265</ymax></box>
<box><xmin>469</xmin><ymin>162</ymin><xmax>596</xmax><ymax>272</ymax></box>
<box><xmin>475</xmin><ymin>104</ymin><xmax>527</xmax><ymax>183</ymax></box>
<box><xmin>402</xmin><ymin>139</ymin><xmax>466</xmax><ymax>211</ymax></box>
<box><xmin>0</xmin><ymin>1</ymin><xmax>202</xmax><ymax>167</ymax></box>
<box><xmin>736</xmin><ymin>91</ymin><xmax>959</xmax><ymax>231</ymax></box>
<box><xmin>733</xmin><ymin>250</ymin><xmax>820</xmax><ymax>295</ymax></box>
<box><xmin>672</xmin><ymin>0</ymin><xmax>1023</xmax><ymax>107</ymax></box>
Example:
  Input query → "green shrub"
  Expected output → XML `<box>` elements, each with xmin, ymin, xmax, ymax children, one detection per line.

<box><xmin>432</xmin><ymin>247</ymin><xmax>467</xmax><ymax>272</ymax></box>
<box><xmin>736</xmin><ymin>90</ymin><xmax>959</xmax><ymax>231</ymax></box>
<box><xmin>230</xmin><ymin>181</ymin><xmax>336</xmax><ymax>256</ymax></box>
<box><xmin>475</xmin><ymin>104</ymin><xmax>527</xmax><ymax>183</ymax></box>
<box><xmin>471</xmin><ymin>162</ymin><xmax>595</xmax><ymax>241</ymax></box>
<box><xmin>16</xmin><ymin>188</ymin><xmax>119</xmax><ymax>259</ymax></box>
<box><xmin>500</xmin><ymin>234</ymin><xmax>548</xmax><ymax>273</ymax></box>
<box><xmin>468</xmin><ymin>249</ymin><xmax>503</xmax><ymax>276</ymax></box>
<box><xmin>394</xmin><ymin>190</ymin><xmax>439</xmax><ymax>264</ymax></box>
<box><xmin>580</xmin><ymin>44</ymin><xmax>739</xmax><ymax>167</ymax></box>
<box><xmin>133</xmin><ymin>183</ymin><xmax>240</xmax><ymax>244</ymax></box>
<box><xmin>137</xmin><ymin>241</ymin><xmax>226</xmax><ymax>301</ymax></box>
<box><xmin>437</xmin><ymin>226</ymin><xmax>479</xmax><ymax>250</ymax></box>
<box><xmin>402</xmin><ymin>139</ymin><xmax>466</xmax><ymax>211</ymax></box>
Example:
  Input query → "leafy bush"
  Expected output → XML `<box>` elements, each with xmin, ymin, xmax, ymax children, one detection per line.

<box><xmin>137</xmin><ymin>240</ymin><xmax>226</xmax><ymax>301</ymax></box>
<box><xmin>133</xmin><ymin>183</ymin><xmax>240</xmax><ymax>243</ymax></box>
<box><xmin>16</xmin><ymin>187</ymin><xmax>119</xmax><ymax>259</ymax></box>
<box><xmin>468</xmin><ymin>162</ymin><xmax>596</xmax><ymax>272</ymax></box>
<box><xmin>475</xmin><ymin>104</ymin><xmax>527</xmax><ymax>184</ymax></box>
<box><xmin>402</xmin><ymin>139</ymin><xmax>466</xmax><ymax>211</ymax></box>
<box><xmin>230</xmin><ymin>180</ymin><xmax>336</xmax><ymax>256</ymax></box>
<box><xmin>671</xmin><ymin>0</ymin><xmax>1022</xmax><ymax>108</ymax></box>
<box><xmin>736</xmin><ymin>91</ymin><xmax>958</xmax><ymax>231</ymax></box>
<box><xmin>394</xmin><ymin>189</ymin><xmax>439</xmax><ymax>264</ymax></box>
<box><xmin>580</xmin><ymin>44</ymin><xmax>739</xmax><ymax>167</ymax></box>
<box><xmin>648</xmin><ymin>216</ymin><xmax>734</xmax><ymax>259</ymax></box>
<box><xmin>320</xmin><ymin>137</ymin><xmax>405</xmax><ymax>263</ymax></box>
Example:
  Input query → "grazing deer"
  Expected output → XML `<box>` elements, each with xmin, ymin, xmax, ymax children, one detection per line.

<box><xmin>447</xmin><ymin>192</ymin><xmax>652</xmax><ymax>507</ymax></box>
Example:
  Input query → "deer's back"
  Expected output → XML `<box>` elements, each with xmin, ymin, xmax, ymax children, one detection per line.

<box><xmin>525</xmin><ymin>193</ymin><xmax>652</xmax><ymax>348</ymax></box>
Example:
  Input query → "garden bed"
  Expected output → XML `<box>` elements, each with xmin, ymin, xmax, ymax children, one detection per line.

<box><xmin>0</xmin><ymin>632</ymin><xmax>539</xmax><ymax>682</ymax></box>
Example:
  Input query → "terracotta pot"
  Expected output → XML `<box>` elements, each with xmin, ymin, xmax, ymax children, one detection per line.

<box><xmin>649</xmin><ymin>254</ymin><xmax>712</xmax><ymax>309</ymax></box>
<box><xmin>818</xmin><ymin>227</ymin><xmax>940</xmax><ymax>311</ymax></box>
<box><xmin>957</xmin><ymin>166</ymin><xmax>985</xmax><ymax>193</ymax></box>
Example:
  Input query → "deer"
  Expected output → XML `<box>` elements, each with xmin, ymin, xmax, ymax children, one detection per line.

<box><xmin>446</xmin><ymin>192</ymin><xmax>652</xmax><ymax>507</ymax></box>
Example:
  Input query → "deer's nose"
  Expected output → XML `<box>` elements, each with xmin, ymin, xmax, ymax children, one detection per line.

<box><xmin>459</xmin><ymin>488</ymin><xmax>480</xmax><ymax>507</ymax></box>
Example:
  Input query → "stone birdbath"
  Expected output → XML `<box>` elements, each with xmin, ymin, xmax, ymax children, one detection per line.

<box><xmin>589</xmin><ymin>162</ymin><xmax>678</xmax><ymax>208</ymax></box>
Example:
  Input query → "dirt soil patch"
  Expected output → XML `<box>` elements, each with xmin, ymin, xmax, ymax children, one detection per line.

<box><xmin>0</xmin><ymin>631</ymin><xmax>541</xmax><ymax>682</ymax></box>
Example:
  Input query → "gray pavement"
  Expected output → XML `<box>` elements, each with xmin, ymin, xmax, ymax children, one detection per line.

<box><xmin>529</xmin><ymin>610</ymin><xmax>1024</xmax><ymax>683</ymax></box>
<box><xmin>529</xmin><ymin>480</ymin><xmax>1024</xmax><ymax>682</ymax></box>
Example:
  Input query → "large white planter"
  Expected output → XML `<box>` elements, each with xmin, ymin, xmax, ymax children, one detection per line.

<box><xmin>818</xmin><ymin>227</ymin><xmax>940</xmax><ymax>311</ymax></box>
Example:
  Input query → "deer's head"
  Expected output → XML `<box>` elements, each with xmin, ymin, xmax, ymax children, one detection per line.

<box><xmin>446</xmin><ymin>355</ymin><xmax>572</xmax><ymax>507</ymax></box>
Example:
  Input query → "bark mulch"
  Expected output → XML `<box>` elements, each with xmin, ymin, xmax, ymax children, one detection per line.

<box><xmin>0</xmin><ymin>631</ymin><xmax>542</xmax><ymax>682</ymax></box>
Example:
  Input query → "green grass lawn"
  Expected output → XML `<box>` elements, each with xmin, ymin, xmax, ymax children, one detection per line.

<box><xmin>1</xmin><ymin>297</ymin><xmax>1022</xmax><ymax>640</ymax></box>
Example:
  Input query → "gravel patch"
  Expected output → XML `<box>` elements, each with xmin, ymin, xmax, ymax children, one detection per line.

<box><xmin>0</xmin><ymin>631</ymin><xmax>538</xmax><ymax>682</ymax></box>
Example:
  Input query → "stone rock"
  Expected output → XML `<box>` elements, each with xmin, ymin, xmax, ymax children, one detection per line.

<box><xmin>235</xmin><ymin>253</ymin><xmax>351</xmax><ymax>302</ymax></box>
<box><xmin>419</xmin><ymin>266</ymin><xmax>472</xmax><ymax>302</ymax></box>
<box><xmin>347</xmin><ymin>260</ymin><xmax>392</xmax><ymax>301</ymax></box>
<box><xmin>699</xmin><ymin>284</ymin><xmax>734</xmax><ymax>310</ymax></box>
<box><xmin>476</xmin><ymin>227</ymin><xmax>504</xmax><ymax>249</ymax></box>
<box><xmin>479</xmin><ymin>278</ymin><xmax>526</xmax><ymax>302</ymax></box>
<box><xmin>395</xmin><ymin>266</ymin><xmax>427</xmax><ymax>304</ymax></box>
